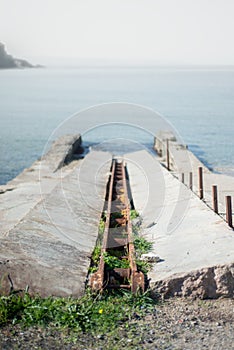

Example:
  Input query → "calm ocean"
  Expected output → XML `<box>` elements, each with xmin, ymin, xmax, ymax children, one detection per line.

<box><xmin>0</xmin><ymin>66</ymin><xmax>234</xmax><ymax>185</ymax></box>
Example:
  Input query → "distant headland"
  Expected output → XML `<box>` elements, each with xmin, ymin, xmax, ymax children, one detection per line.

<box><xmin>0</xmin><ymin>42</ymin><xmax>42</xmax><ymax>69</ymax></box>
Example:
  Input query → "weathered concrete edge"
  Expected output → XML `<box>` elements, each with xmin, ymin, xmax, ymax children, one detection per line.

<box><xmin>150</xmin><ymin>262</ymin><xmax>234</xmax><ymax>299</ymax></box>
<box><xmin>41</xmin><ymin>134</ymin><xmax>82</xmax><ymax>172</ymax></box>
<box><xmin>0</xmin><ymin>134</ymin><xmax>84</xmax><ymax>237</ymax></box>
<box><xmin>154</xmin><ymin>131</ymin><xmax>211</xmax><ymax>174</ymax></box>
<box><xmin>0</xmin><ymin>150</ymin><xmax>113</xmax><ymax>297</ymax></box>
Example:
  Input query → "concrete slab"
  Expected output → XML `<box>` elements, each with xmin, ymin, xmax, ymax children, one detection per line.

<box><xmin>126</xmin><ymin>150</ymin><xmax>234</xmax><ymax>298</ymax></box>
<box><xmin>0</xmin><ymin>134</ymin><xmax>83</xmax><ymax>236</ymax></box>
<box><xmin>1</xmin><ymin>132</ymin><xmax>233</xmax><ymax>299</ymax></box>
<box><xmin>0</xmin><ymin>148</ymin><xmax>112</xmax><ymax>297</ymax></box>
<box><xmin>154</xmin><ymin>134</ymin><xmax>234</xmax><ymax>217</ymax></box>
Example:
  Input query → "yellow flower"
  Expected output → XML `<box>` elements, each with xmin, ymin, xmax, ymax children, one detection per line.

<box><xmin>98</xmin><ymin>309</ymin><xmax>103</xmax><ymax>314</ymax></box>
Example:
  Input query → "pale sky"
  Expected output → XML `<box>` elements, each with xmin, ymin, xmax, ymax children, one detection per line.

<box><xmin>1</xmin><ymin>0</ymin><xmax>234</xmax><ymax>65</ymax></box>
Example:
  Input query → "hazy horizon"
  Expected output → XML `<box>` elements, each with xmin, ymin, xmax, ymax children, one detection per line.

<box><xmin>3</xmin><ymin>53</ymin><xmax>234</xmax><ymax>69</ymax></box>
<box><xmin>1</xmin><ymin>0</ymin><xmax>234</xmax><ymax>66</ymax></box>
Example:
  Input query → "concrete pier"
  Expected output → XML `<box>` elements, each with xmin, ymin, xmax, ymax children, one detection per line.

<box><xmin>126</xmin><ymin>149</ymin><xmax>234</xmax><ymax>298</ymax></box>
<box><xmin>0</xmin><ymin>135</ymin><xmax>112</xmax><ymax>296</ymax></box>
<box><xmin>0</xmin><ymin>133</ymin><xmax>233</xmax><ymax>298</ymax></box>
<box><xmin>154</xmin><ymin>133</ymin><xmax>234</xmax><ymax>214</ymax></box>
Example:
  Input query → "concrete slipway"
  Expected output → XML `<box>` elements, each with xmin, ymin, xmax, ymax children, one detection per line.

<box><xmin>0</xmin><ymin>135</ymin><xmax>233</xmax><ymax>298</ymax></box>
<box><xmin>0</xmin><ymin>136</ymin><xmax>112</xmax><ymax>296</ymax></box>
<box><xmin>126</xmin><ymin>150</ymin><xmax>234</xmax><ymax>298</ymax></box>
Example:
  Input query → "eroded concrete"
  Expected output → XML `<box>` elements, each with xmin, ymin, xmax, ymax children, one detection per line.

<box><xmin>126</xmin><ymin>150</ymin><xmax>234</xmax><ymax>298</ymax></box>
<box><xmin>0</xmin><ymin>136</ymin><xmax>112</xmax><ymax>297</ymax></box>
<box><xmin>0</xmin><ymin>134</ymin><xmax>83</xmax><ymax>236</ymax></box>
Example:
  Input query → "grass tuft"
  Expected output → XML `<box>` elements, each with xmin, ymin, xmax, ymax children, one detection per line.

<box><xmin>0</xmin><ymin>289</ymin><xmax>156</xmax><ymax>335</ymax></box>
<box><xmin>134</xmin><ymin>236</ymin><xmax>153</xmax><ymax>255</ymax></box>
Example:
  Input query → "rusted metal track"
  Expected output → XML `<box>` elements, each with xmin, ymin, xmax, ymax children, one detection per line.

<box><xmin>90</xmin><ymin>159</ymin><xmax>145</xmax><ymax>293</ymax></box>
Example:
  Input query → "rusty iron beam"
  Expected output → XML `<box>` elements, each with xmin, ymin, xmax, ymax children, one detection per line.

<box><xmin>181</xmin><ymin>173</ymin><xmax>185</xmax><ymax>184</ymax></box>
<box><xmin>198</xmin><ymin>167</ymin><xmax>204</xmax><ymax>200</ymax></box>
<box><xmin>90</xmin><ymin>159</ymin><xmax>116</xmax><ymax>292</ymax></box>
<box><xmin>189</xmin><ymin>172</ymin><xmax>193</xmax><ymax>191</ymax></box>
<box><xmin>212</xmin><ymin>185</ymin><xmax>218</xmax><ymax>214</ymax></box>
<box><xmin>166</xmin><ymin>139</ymin><xmax>170</xmax><ymax>171</ymax></box>
<box><xmin>226</xmin><ymin>196</ymin><xmax>233</xmax><ymax>228</ymax></box>
<box><xmin>90</xmin><ymin>158</ymin><xmax>145</xmax><ymax>293</ymax></box>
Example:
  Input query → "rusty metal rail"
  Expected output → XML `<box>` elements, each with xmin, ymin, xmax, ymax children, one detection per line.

<box><xmin>90</xmin><ymin>159</ymin><xmax>145</xmax><ymax>293</ymax></box>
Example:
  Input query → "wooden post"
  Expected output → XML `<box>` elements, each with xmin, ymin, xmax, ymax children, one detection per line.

<box><xmin>198</xmin><ymin>167</ymin><xmax>204</xmax><ymax>199</ymax></box>
<box><xmin>181</xmin><ymin>173</ymin><xmax>185</xmax><ymax>184</ymax></box>
<box><xmin>166</xmin><ymin>139</ymin><xmax>170</xmax><ymax>171</ymax></box>
<box><xmin>212</xmin><ymin>185</ymin><xmax>218</xmax><ymax>214</ymax></box>
<box><xmin>226</xmin><ymin>196</ymin><xmax>233</xmax><ymax>228</ymax></box>
<box><xmin>189</xmin><ymin>172</ymin><xmax>193</xmax><ymax>191</ymax></box>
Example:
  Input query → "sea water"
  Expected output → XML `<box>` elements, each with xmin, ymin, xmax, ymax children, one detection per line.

<box><xmin>0</xmin><ymin>66</ymin><xmax>234</xmax><ymax>184</ymax></box>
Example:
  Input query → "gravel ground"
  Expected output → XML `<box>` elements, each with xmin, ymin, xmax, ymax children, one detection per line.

<box><xmin>0</xmin><ymin>297</ymin><xmax>233</xmax><ymax>350</ymax></box>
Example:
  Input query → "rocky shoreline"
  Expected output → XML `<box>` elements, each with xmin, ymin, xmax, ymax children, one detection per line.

<box><xmin>0</xmin><ymin>42</ymin><xmax>41</xmax><ymax>69</ymax></box>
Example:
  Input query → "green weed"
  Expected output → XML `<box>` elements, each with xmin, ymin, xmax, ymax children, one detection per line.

<box><xmin>98</xmin><ymin>218</ymin><xmax>105</xmax><ymax>235</ymax></box>
<box><xmin>134</xmin><ymin>237</ymin><xmax>153</xmax><ymax>255</ymax></box>
<box><xmin>0</xmin><ymin>289</ymin><xmax>156</xmax><ymax>335</ymax></box>
<box><xmin>130</xmin><ymin>209</ymin><xmax>139</xmax><ymax>220</ymax></box>
<box><xmin>133</xmin><ymin>236</ymin><xmax>154</xmax><ymax>274</ymax></box>
<box><xmin>103</xmin><ymin>252</ymin><xmax>130</xmax><ymax>270</ymax></box>
<box><xmin>135</xmin><ymin>259</ymin><xmax>151</xmax><ymax>274</ymax></box>
<box><xmin>88</xmin><ymin>245</ymin><xmax>101</xmax><ymax>273</ymax></box>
